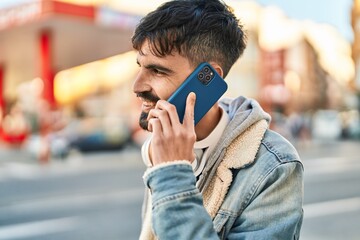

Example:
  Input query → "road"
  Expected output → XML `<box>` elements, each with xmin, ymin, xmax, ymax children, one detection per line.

<box><xmin>0</xmin><ymin>146</ymin><xmax>146</xmax><ymax>240</ymax></box>
<box><xmin>300</xmin><ymin>140</ymin><xmax>360</xmax><ymax>240</ymax></box>
<box><xmin>0</xmin><ymin>140</ymin><xmax>359</xmax><ymax>240</ymax></box>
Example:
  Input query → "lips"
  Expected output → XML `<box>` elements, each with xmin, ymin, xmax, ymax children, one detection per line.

<box><xmin>141</xmin><ymin>99</ymin><xmax>156</xmax><ymax>112</ymax></box>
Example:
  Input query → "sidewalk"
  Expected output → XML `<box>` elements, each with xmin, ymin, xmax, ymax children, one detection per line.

<box><xmin>0</xmin><ymin>145</ymin><xmax>36</xmax><ymax>164</ymax></box>
<box><xmin>0</xmin><ymin>143</ymin><xmax>144</xmax><ymax>182</ymax></box>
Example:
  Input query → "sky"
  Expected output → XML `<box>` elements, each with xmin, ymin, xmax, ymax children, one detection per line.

<box><xmin>0</xmin><ymin>0</ymin><xmax>355</xmax><ymax>42</ymax></box>
<box><xmin>253</xmin><ymin>0</ymin><xmax>354</xmax><ymax>42</ymax></box>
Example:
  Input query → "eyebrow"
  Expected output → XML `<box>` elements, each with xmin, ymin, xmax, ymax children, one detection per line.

<box><xmin>136</xmin><ymin>58</ymin><xmax>174</xmax><ymax>74</ymax></box>
<box><xmin>146</xmin><ymin>64</ymin><xmax>174</xmax><ymax>74</ymax></box>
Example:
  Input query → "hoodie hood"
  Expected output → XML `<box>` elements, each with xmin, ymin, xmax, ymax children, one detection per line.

<box><xmin>220</xmin><ymin>96</ymin><xmax>271</xmax><ymax>144</ymax></box>
<box><xmin>197</xmin><ymin>96</ymin><xmax>271</xmax><ymax>191</ymax></box>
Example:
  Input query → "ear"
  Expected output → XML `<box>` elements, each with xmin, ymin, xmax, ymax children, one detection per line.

<box><xmin>208</xmin><ymin>62</ymin><xmax>224</xmax><ymax>78</ymax></box>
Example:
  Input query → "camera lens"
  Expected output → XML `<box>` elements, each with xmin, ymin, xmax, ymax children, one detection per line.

<box><xmin>203</xmin><ymin>67</ymin><xmax>210</xmax><ymax>73</ymax></box>
<box><xmin>198</xmin><ymin>73</ymin><xmax>204</xmax><ymax>80</ymax></box>
<box><xmin>205</xmin><ymin>75</ymin><xmax>211</xmax><ymax>81</ymax></box>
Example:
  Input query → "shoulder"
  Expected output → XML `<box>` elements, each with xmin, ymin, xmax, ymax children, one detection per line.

<box><xmin>219</xmin><ymin>129</ymin><xmax>303</xmax><ymax>223</ymax></box>
<box><xmin>225</xmin><ymin>129</ymin><xmax>303</xmax><ymax>209</ymax></box>
<box><xmin>230</xmin><ymin>129</ymin><xmax>303</xmax><ymax>191</ymax></box>
<box><xmin>259</xmin><ymin>129</ymin><xmax>302</xmax><ymax>165</ymax></box>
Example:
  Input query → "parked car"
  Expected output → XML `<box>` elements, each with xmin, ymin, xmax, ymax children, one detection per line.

<box><xmin>312</xmin><ymin>110</ymin><xmax>342</xmax><ymax>140</ymax></box>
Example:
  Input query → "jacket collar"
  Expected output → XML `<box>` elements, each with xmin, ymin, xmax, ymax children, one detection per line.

<box><xmin>203</xmin><ymin>119</ymin><xmax>268</xmax><ymax>218</ymax></box>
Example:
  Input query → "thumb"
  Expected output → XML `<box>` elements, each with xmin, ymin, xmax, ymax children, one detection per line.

<box><xmin>184</xmin><ymin>92</ymin><xmax>196</xmax><ymax>128</ymax></box>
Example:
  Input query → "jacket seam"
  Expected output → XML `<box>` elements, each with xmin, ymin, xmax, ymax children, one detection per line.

<box><xmin>261</xmin><ymin>140</ymin><xmax>300</xmax><ymax>163</ymax></box>
<box><xmin>152</xmin><ymin>189</ymin><xmax>200</xmax><ymax>207</ymax></box>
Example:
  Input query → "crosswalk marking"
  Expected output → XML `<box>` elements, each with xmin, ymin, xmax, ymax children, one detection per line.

<box><xmin>304</xmin><ymin>197</ymin><xmax>360</xmax><ymax>219</ymax></box>
<box><xmin>303</xmin><ymin>156</ymin><xmax>360</xmax><ymax>175</ymax></box>
<box><xmin>0</xmin><ymin>188</ymin><xmax>144</xmax><ymax>217</ymax></box>
<box><xmin>0</xmin><ymin>217</ymin><xmax>82</xmax><ymax>240</ymax></box>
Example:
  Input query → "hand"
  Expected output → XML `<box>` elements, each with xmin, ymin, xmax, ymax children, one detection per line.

<box><xmin>148</xmin><ymin>92</ymin><xmax>196</xmax><ymax>165</ymax></box>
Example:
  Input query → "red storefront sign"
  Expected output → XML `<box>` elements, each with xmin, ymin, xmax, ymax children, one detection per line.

<box><xmin>0</xmin><ymin>1</ymin><xmax>95</xmax><ymax>31</ymax></box>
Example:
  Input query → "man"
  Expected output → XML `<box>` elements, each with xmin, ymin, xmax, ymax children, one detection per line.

<box><xmin>132</xmin><ymin>0</ymin><xmax>304</xmax><ymax>239</ymax></box>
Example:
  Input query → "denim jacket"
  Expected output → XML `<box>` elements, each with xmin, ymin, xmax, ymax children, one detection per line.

<box><xmin>140</xmin><ymin>97</ymin><xmax>304</xmax><ymax>240</ymax></box>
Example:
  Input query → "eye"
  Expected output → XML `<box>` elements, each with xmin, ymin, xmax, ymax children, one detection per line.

<box><xmin>152</xmin><ymin>68</ymin><xmax>166</xmax><ymax>75</ymax></box>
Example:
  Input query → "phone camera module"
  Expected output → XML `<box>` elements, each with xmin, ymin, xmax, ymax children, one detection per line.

<box><xmin>197</xmin><ymin>65</ymin><xmax>215</xmax><ymax>85</ymax></box>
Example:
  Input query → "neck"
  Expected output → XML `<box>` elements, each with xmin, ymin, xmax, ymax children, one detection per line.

<box><xmin>195</xmin><ymin>103</ymin><xmax>222</xmax><ymax>141</ymax></box>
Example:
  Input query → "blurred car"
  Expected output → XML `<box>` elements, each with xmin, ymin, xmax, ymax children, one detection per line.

<box><xmin>26</xmin><ymin>116</ymin><xmax>131</xmax><ymax>160</ymax></box>
<box><xmin>312</xmin><ymin>110</ymin><xmax>342</xmax><ymax>140</ymax></box>
<box><xmin>340</xmin><ymin>110</ymin><xmax>360</xmax><ymax>139</ymax></box>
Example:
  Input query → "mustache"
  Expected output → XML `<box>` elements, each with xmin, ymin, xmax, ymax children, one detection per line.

<box><xmin>136</xmin><ymin>91</ymin><xmax>160</xmax><ymax>103</ymax></box>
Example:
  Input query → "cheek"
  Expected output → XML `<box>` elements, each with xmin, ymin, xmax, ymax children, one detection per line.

<box><xmin>154</xmin><ymin>84</ymin><xmax>178</xmax><ymax>100</ymax></box>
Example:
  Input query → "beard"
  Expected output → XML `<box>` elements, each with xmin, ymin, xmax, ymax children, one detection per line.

<box><xmin>137</xmin><ymin>91</ymin><xmax>160</xmax><ymax>131</ymax></box>
<box><xmin>139</xmin><ymin>111</ymin><xmax>149</xmax><ymax>130</ymax></box>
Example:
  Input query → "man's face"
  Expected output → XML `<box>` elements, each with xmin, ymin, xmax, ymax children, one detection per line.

<box><xmin>133</xmin><ymin>40</ymin><xmax>194</xmax><ymax>130</ymax></box>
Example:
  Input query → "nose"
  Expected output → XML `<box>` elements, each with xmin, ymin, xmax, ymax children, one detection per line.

<box><xmin>133</xmin><ymin>69</ymin><xmax>151</xmax><ymax>94</ymax></box>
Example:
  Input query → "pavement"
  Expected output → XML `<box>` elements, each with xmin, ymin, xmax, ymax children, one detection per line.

<box><xmin>0</xmin><ymin>137</ymin><xmax>357</xmax><ymax>170</ymax></box>
<box><xmin>0</xmin><ymin>138</ymin><xmax>359</xmax><ymax>239</ymax></box>
<box><xmin>0</xmin><ymin>143</ymin><xmax>146</xmax><ymax>240</ymax></box>
<box><xmin>0</xmin><ymin>142</ymin><xmax>144</xmax><ymax>183</ymax></box>
<box><xmin>0</xmin><ymin>137</ymin><xmax>356</xmax><ymax>187</ymax></box>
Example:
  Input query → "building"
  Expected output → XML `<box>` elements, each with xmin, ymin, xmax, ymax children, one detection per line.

<box><xmin>0</xmin><ymin>0</ymin><xmax>356</xmax><ymax>146</ymax></box>
<box><xmin>0</xmin><ymin>0</ymin><xmax>140</xmax><ymax>111</ymax></box>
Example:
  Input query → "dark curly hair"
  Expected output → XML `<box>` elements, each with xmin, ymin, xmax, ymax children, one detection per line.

<box><xmin>132</xmin><ymin>0</ymin><xmax>247</xmax><ymax>78</ymax></box>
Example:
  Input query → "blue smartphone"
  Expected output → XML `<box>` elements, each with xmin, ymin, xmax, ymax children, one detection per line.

<box><xmin>167</xmin><ymin>62</ymin><xmax>228</xmax><ymax>125</ymax></box>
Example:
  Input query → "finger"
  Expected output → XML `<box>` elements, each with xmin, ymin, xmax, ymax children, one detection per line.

<box><xmin>155</xmin><ymin>100</ymin><xmax>181</xmax><ymax>126</ymax></box>
<box><xmin>147</xmin><ymin>108</ymin><xmax>158</xmax><ymax>121</ymax></box>
<box><xmin>147</xmin><ymin>108</ymin><xmax>172</xmax><ymax>135</ymax></box>
<box><xmin>147</xmin><ymin>118</ymin><xmax>153</xmax><ymax>132</ymax></box>
<box><xmin>184</xmin><ymin>92</ymin><xmax>196</xmax><ymax>129</ymax></box>
<box><xmin>148</xmin><ymin>118</ymin><xmax>162</xmax><ymax>135</ymax></box>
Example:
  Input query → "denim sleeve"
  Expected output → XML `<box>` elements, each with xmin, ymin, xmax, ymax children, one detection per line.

<box><xmin>144</xmin><ymin>163</ymin><xmax>220</xmax><ymax>240</ymax></box>
<box><xmin>227</xmin><ymin>161</ymin><xmax>304</xmax><ymax>240</ymax></box>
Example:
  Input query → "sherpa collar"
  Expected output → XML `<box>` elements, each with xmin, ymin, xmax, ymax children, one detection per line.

<box><xmin>202</xmin><ymin>119</ymin><xmax>268</xmax><ymax>218</ymax></box>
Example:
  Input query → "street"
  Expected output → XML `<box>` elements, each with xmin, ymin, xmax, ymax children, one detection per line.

<box><xmin>0</xmin><ymin>140</ymin><xmax>359</xmax><ymax>240</ymax></box>
<box><xmin>300</xmin><ymin>140</ymin><xmax>360</xmax><ymax>240</ymax></box>
<box><xmin>0</xmin><ymin>146</ymin><xmax>146</xmax><ymax>240</ymax></box>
